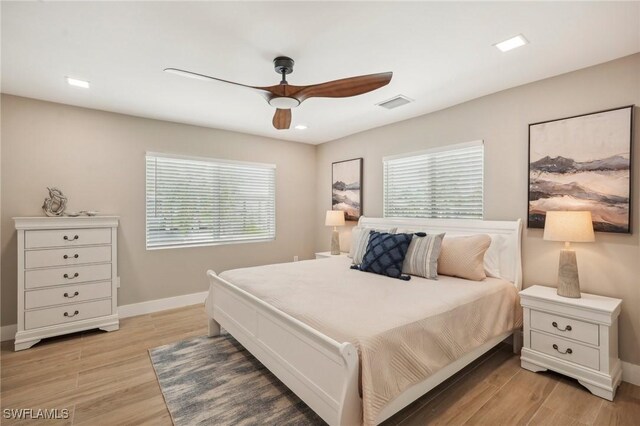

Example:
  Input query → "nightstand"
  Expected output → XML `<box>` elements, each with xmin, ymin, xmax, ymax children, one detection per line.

<box><xmin>519</xmin><ymin>285</ymin><xmax>622</xmax><ymax>400</ymax></box>
<box><xmin>315</xmin><ymin>251</ymin><xmax>349</xmax><ymax>259</ymax></box>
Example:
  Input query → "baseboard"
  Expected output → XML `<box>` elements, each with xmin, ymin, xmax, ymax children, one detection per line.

<box><xmin>622</xmin><ymin>361</ymin><xmax>640</xmax><ymax>386</ymax></box>
<box><xmin>118</xmin><ymin>291</ymin><xmax>208</xmax><ymax>318</ymax></box>
<box><xmin>1</xmin><ymin>324</ymin><xmax>17</xmax><ymax>342</ymax></box>
<box><xmin>0</xmin><ymin>291</ymin><xmax>208</xmax><ymax>342</ymax></box>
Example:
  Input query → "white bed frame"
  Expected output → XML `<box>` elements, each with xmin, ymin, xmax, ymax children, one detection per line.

<box><xmin>206</xmin><ymin>217</ymin><xmax>522</xmax><ymax>425</ymax></box>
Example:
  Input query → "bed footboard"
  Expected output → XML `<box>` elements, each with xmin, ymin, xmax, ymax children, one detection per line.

<box><xmin>206</xmin><ymin>270</ymin><xmax>362</xmax><ymax>426</ymax></box>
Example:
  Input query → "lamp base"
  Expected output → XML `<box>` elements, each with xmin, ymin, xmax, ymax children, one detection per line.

<box><xmin>557</xmin><ymin>248</ymin><xmax>581</xmax><ymax>298</ymax></box>
<box><xmin>330</xmin><ymin>229</ymin><xmax>341</xmax><ymax>255</ymax></box>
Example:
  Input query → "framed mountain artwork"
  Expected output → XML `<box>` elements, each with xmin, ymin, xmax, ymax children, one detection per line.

<box><xmin>332</xmin><ymin>158</ymin><xmax>362</xmax><ymax>221</ymax></box>
<box><xmin>528</xmin><ymin>105</ymin><xmax>634</xmax><ymax>233</ymax></box>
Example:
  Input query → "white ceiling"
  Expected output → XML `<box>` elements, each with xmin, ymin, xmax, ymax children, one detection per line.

<box><xmin>2</xmin><ymin>2</ymin><xmax>639</xmax><ymax>144</ymax></box>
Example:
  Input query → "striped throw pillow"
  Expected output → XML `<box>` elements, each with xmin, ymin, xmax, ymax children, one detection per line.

<box><xmin>402</xmin><ymin>233</ymin><xmax>445</xmax><ymax>279</ymax></box>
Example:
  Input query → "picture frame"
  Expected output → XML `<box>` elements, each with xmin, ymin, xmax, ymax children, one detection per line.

<box><xmin>528</xmin><ymin>105</ymin><xmax>634</xmax><ymax>233</ymax></box>
<box><xmin>332</xmin><ymin>158</ymin><xmax>363</xmax><ymax>221</ymax></box>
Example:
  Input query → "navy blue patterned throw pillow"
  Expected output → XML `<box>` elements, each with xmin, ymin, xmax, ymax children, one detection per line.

<box><xmin>351</xmin><ymin>231</ymin><xmax>413</xmax><ymax>280</ymax></box>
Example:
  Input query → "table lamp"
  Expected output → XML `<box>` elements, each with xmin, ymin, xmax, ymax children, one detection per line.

<box><xmin>543</xmin><ymin>211</ymin><xmax>595</xmax><ymax>298</ymax></box>
<box><xmin>325</xmin><ymin>210</ymin><xmax>345</xmax><ymax>255</ymax></box>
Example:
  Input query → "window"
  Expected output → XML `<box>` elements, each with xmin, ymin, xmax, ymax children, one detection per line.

<box><xmin>146</xmin><ymin>152</ymin><xmax>276</xmax><ymax>249</ymax></box>
<box><xmin>383</xmin><ymin>140</ymin><xmax>484</xmax><ymax>219</ymax></box>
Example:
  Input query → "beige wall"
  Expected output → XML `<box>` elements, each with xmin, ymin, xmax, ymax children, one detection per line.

<box><xmin>316</xmin><ymin>53</ymin><xmax>640</xmax><ymax>364</ymax></box>
<box><xmin>1</xmin><ymin>94</ymin><xmax>317</xmax><ymax>326</ymax></box>
<box><xmin>2</xmin><ymin>54</ymin><xmax>639</xmax><ymax>366</ymax></box>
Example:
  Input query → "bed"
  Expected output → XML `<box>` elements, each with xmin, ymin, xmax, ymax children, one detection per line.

<box><xmin>205</xmin><ymin>217</ymin><xmax>523</xmax><ymax>425</ymax></box>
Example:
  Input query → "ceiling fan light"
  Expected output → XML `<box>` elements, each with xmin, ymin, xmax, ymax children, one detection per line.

<box><xmin>268</xmin><ymin>97</ymin><xmax>300</xmax><ymax>109</ymax></box>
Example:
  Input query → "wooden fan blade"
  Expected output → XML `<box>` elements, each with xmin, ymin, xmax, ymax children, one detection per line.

<box><xmin>289</xmin><ymin>72</ymin><xmax>392</xmax><ymax>103</ymax></box>
<box><xmin>164</xmin><ymin>68</ymin><xmax>269</xmax><ymax>94</ymax></box>
<box><xmin>272</xmin><ymin>109</ymin><xmax>291</xmax><ymax>130</ymax></box>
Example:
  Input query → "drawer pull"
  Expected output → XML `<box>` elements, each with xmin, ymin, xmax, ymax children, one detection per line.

<box><xmin>552</xmin><ymin>343</ymin><xmax>572</xmax><ymax>355</ymax></box>
<box><xmin>63</xmin><ymin>291</ymin><xmax>79</xmax><ymax>298</ymax></box>
<box><xmin>63</xmin><ymin>273</ymin><xmax>79</xmax><ymax>279</ymax></box>
<box><xmin>551</xmin><ymin>321</ymin><xmax>572</xmax><ymax>332</ymax></box>
<box><xmin>63</xmin><ymin>310</ymin><xmax>79</xmax><ymax>318</ymax></box>
<box><xmin>63</xmin><ymin>235</ymin><xmax>79</xmax><ymax>241</ymax></box>
<box><xmin>63</xmin><ymin>254</ymin><xmax>79</xmax><ymax>260</ymax></box>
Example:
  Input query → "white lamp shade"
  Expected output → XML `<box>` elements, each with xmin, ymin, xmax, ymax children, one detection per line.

<box><xmin>543</xmin><ymin>211</ymin><xmax>595</xmax><ymax>243</ymax></box>
<box><xmin>325</xmin><ymin>210</ymin><xmax>345</xmax><ymax>227</ymax></box>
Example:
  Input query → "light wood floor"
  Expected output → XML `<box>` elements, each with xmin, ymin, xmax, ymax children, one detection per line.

<box><xmin>1</xmin><ymin>304</ymin><xmax>638</xmax><ymax>425</ymax></box>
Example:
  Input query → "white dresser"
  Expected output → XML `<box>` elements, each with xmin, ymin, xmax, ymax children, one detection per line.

<box><xmin>14</xmin><ymin>217</ymin><xmax>120</xmax><ymax>350</ymax></box>
<box><xmin>520</xmin><ymin>285</ymin><xmax>622</xmax><ymax>400</ymax></box>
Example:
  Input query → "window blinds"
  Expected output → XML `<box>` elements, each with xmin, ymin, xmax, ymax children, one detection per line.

<box><xmin>146</xmin><ymin>153</ymin><xmax>276</xmax><ymax>249</ymax></box>
<box><xmin>383</xmin><ymin>141</ymin><xmax>484</xmax><ymax>219</ymax></box>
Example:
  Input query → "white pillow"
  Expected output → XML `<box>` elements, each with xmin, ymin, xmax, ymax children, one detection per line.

<box><xmin>349</xmin><ymin>226</ymin><xmax>397</xmax><ymax>264</ymax></box>
<box><xmin>348</xmin><ymin>226</ymin><xmax>363</xmax><ymax>259</ymax></box>
<box><xmin>484</xmin><ymin>234</ymin><xmax>506</xmax><ymax>278</ymax></box>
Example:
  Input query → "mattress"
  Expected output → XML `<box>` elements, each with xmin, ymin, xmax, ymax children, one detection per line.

<box><xmin>211</xmin><ymin>256</ymin><xmax>521</xmax><ymax>425</ymax></box>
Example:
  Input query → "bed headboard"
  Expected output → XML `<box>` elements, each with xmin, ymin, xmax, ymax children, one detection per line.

<box><xmin>358</xmin><ymin>216</ymin><xmax>523</xmax><ymax>290</ymax></box>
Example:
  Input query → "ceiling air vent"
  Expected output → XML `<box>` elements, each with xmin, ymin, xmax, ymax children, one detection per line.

<box><xmin>376</xmin><ymin>95</ymin><xmax>413</xmax><ymax>110</ymax></box>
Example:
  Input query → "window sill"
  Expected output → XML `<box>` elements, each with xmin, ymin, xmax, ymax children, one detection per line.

<box><xmin>146</xmin><ymin>237</ymin><xmax>275</xmax><ymax>251</ymax></box>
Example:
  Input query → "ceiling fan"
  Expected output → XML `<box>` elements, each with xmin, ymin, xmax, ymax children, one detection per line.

<box><xmin>165</xmin><ymin>57</ymin><xmax>392</xmax><ymax>130</ymax></box>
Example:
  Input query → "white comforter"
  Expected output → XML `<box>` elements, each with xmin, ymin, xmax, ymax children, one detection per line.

<box><xmin>209</xmin><ymin>256</ymin><xmax>521</xmax><ymax>425</ymax></box>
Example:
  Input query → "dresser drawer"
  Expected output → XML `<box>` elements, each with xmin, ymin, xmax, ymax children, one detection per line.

<box><xmin>25</xmin><ymin>281</ymin><xmax>112</xmax><ymax>310</ymax></box>
<box><xmin>25</xmin><ymin>299</ymin><xmax>112</xmax><ymax>330</ymax></box>
<box><xmin>25</xmin><ymin>263</ymin><xmax>112</xmax><ymax>289</ymax></box>
<box><xmin>25</xmin><ymin>228</ymin><xmax>111</xmax><ymax>249</ymax></box>
<box><xmin>530</xmin><ymin>330</ymin><xmax>600</xmax><ymax>370</ymax></box>
<box><xmin>530</xmin><ymin>309</ymin><xmax>599</xmax><ymax>346</ymax></box>
<box><xmin>25</xmin><ymin>246</ymin><xmax>112</xmax><ymax>269</ymax></box>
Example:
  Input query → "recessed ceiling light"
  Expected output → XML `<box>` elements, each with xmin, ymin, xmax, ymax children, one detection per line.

<box><xmin>66</xmin><ymin>77</ymin><xmax>90</xmax><ymax>88</ymax></box>
<box><xmin>294</xmin><ymin>124</ymin><xmax>308</xmax><ymax>130</ymax></box>
<box><xmin>494</xmin><ymin>34</ymin><xmax>529</xmax><ymax>52</ymax></box>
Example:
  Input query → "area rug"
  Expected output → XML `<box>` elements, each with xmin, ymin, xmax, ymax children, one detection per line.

<box><xmin>149</xmin><ymin>333</ymin><xmax>325</xmax><ymax>425</ymax></box>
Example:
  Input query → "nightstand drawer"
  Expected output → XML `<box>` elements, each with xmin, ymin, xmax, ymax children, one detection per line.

<box><xmin>530</xmin><ymin>330</ymin><xmax>599</xmax><ymax>370</ymax></box>
<box><xmin>530</xmin><ymin>309</ymin><xmax>599</xmax><ymax>346</ymax></box>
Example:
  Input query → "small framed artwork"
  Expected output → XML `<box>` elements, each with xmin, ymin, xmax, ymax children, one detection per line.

<box><xmin>528</xmin><ymin>105</ymin><xmax>634</xmax><ymax>233</ymax></box>
<box><xmin>332</xmin><ymin>158</ymin><xmax>363</xmax><ymax>221</ymax></box>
